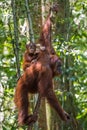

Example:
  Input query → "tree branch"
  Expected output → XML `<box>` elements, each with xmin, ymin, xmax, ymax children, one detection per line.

<box><xmin>25</xmin><ymin>0</ymin><xmax>35</xmax><ymax>43</ymax></box>
<box><xmin>11</xmin><ymin>0</ymin><xmax>20</xmax><ymax>78</ymax></box>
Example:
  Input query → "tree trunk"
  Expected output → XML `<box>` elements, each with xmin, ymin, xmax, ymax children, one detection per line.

<box><xmin>38</xmin><ymin>1</ymin><xmax>53</xmax><ymax>130</ymax></box>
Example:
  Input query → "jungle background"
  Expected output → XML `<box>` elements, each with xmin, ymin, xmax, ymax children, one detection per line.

<box><xmin>0</xmin><ymin>0</ymin><xmax>87</xmax><ymax>130</ymax></box>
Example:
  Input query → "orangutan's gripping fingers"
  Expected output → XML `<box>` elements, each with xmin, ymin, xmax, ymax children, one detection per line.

<box><xmin>64</xmin><ymin>111</ymin><xmax>71</xmax><ymax>122</ymax></box>
<box><xmin>26</xmin><ymin>114</ymin><xmax>38</xmax><ymax>125</ymax></box>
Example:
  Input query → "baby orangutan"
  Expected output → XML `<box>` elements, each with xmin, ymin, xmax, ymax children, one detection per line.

<box><xmin>23</xmin><ymin>42</ymin><xmax>45</xmax><ymax>71</ymax></box>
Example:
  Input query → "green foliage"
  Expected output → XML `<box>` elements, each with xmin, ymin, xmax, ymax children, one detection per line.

<box><xmin>0</xmin><ymin>0</ymin><xmax>87</xmax><ymax>129</ymax></box>
<box><xmin>53</xmin><ymin>0</ymin><xmax>87</xmax><ymax>129</ymax></box>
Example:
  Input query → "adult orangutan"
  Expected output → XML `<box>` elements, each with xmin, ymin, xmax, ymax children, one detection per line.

<box><xmin>14</xmin><ymin>4</ymin><xmax>70</xmax><ymax>126</ymax></box>
<box><xmin>14</xmin><ymin>45</ymin><xmax>70</xmax><ymax>125</ymax></box>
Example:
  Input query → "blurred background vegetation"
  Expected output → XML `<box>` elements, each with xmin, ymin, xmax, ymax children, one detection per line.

<box><xmin>0</xmin><ymin>0</ymin><xmax>87</xmax><ymax>130</ymax></box>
